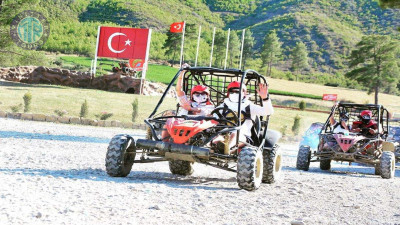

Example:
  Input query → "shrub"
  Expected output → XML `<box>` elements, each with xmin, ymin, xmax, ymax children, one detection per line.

<box><xmin>280</xmin><ymin>125</ymin><xmax>288</xmax><ymax>137</ymax></box>
<box><xmin>54</xmin><ymin>109</ymin><xmax>68</xmax><ymax>117</ymax></box>
<box><xmin>23</xmin><ymin>92</ymin><xmax>32</xmax><ymax>113</ymax></box>
<box><xmin>80</xmin><ymin>100</ymin><xmax>89</xmax><ymax>118</ymax></box>
<box><xmin>131</xmin><ymin>98</ymin><xmax>138</xmax><ymax>122</ymax></box>
<box><xmin>10</xmin><ymin>104</ymin><xmax>22</xmax><ymax>113</ymax></box>
<box><xmin>299</xmin><ymin>100</ymin><xmax>306</xmax><ymax>110</ymax></box>
<box><xmin>292</xmin><ymin>115</ymin><xmax>301</xmax><ymax>135</ymax></box>
<box><xmin>96</xmin><ymin>112</ymin><xmax>113</xmax><ymax>120</ymax></box>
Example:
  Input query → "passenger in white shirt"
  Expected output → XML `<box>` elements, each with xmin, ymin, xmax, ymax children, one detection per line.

<box><xmin>329</xmin><ymin>111</ymin><xmax>350</xmax><ymax>134</ymax></box>
<box><xmin>215</xmin><ymin>81</ymin><xmax>274</xmax><ymax>152</ymax></box>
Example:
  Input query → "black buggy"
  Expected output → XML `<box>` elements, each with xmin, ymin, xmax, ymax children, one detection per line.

<box><xmin>296</xmin><ymin>103</ymin><xmax>396</xmax><ymax>179</ymax></box>
<box><xmin>105</xmin><ymin>67</ymin><xmax>282</xmax><ymax>191</ymax></box>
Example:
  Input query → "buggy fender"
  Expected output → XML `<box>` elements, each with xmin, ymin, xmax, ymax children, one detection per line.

<box><xmin>382</xmin><ymin>141</ymin><xmax>395</xmax><ymax>152</ymax></box>
<box><xmin>264</xmin><ymin>129</ymin><xmax>282</xmax><ymax>149</ymax></box>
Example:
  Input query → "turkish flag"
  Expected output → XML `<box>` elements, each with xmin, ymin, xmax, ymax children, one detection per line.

<box><xmin>97</xmin><ymin>27</ymin><xmax>150</xmax><ymax>59</ymax></box>
<box><xmin>170</xmin><ymin>22</ymin><xmax>184</xmax><ymax>33</ymax></box>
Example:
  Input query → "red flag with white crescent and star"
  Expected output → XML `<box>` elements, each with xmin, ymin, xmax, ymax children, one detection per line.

<box><xmin>170</xmin><ymin>22</ymin><xmax>184</xmax><ymax>33</ymax></box>
<box><xmin>97</xmin><ymin>27</ymin><xmax>150</xmax><ymax>59</ymax></box>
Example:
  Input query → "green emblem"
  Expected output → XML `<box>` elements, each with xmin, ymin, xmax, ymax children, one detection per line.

<box><xmin>10</xmin><ymin>10</ymin><xmax>50</xmax><ymax>50</ymax></box>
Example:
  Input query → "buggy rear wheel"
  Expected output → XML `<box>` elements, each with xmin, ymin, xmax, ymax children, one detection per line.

<box><xmin>169</xmin><ymin>160</ymin><xmax>194</xmax><ymax>176</ymax></box>
<box><xmin>380</xmin><ymin>151</ymin><xmax>395</xmax><ymax>179</ymax></box>
<box><xmin>105</xmin><ymin>134</ymin><xmax>136</xmax><ymax>177</ymax></box>
<box><xmin>237</xmin><ymin>147</ymin><xmax>263</xmax><ymax>191</ymax></box>
<box><xmin>296</xmin><ymin>146</ymin><xmax>311</xmax><ymax>171</ymax></box>
<box><xmin>262</xmin><ymin>145</ymin><xmax>282</xmax><ymax>184</ymax></box>
<box><xmin>320</xmin><ymin>159</ymin><xmax>331</xmax><ymax>171</ymax></box>
<box><xmin>374</xmin><ymin>164</ymin><xmax>382</xmax><ymax>175</ymax></box>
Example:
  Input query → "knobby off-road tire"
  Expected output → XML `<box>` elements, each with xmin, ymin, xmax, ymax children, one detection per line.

<box><xmin>380</xmin><ymin>151</ymin><xmax>395</xmax><ymax>179</ymax></box>
<box><xmin>374</xmin><ymin>164</ymin><xmax>382</xmax><ymax>175</ymax></box>
<box><xmin>262</xmin><ymin>145</ymin><xmax>282</xmax><ymax>184</ymax></box>
<box><xmin>169</xmin><ymin>160</ymin><xmax>194</xmax><ymax>176</ymax></box>
<box><xmin>296</xmin><ymin>146</ymin><xmax>311</xmax><ymax>171</ymax></box>
<box><xmin>237</xmin><ymin>147</ymin><xmax>263</xmax><ymax>191</ymax></box>
<box><xmin>105</xmin><ymin>134</ymin><xmax>136</xmax><ymax>177</ymax></box>
<box><xmin>320</xmin><ymin>159</ymin><xmax>331</xmax><ymax>171</ymax></box>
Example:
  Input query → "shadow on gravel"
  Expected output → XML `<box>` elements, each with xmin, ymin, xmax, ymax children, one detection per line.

<box><xmin>283</xmin><ymin>165</ymin><xmax>400</xmax><ymax>178</ymax></box>
<box><xmin>0</xmin><ymin>168</ymin><xmax>238</xmax><ymax>191</ymax></box>
<box><xmin>0</xmin><ymin>131</ymin><xmax>110</xmax><ymax>143</ymax></box>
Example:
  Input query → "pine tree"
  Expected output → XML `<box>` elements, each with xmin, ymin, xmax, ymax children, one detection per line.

<box><xmin>291</xmin><ymin>42</ymin><xmax>309</xmax><ymax>81</ymax></box>
<box><xmin>261</xmin><ymin>30</ymin><xmax>282</xmax><ymax>76</ymax></box>
<box><xmin>346</xmin><ymin>35</ymin><xmax>399</xmax><ymax>104</ymax></box>
<box><xmin>242</xmin><ymin>30</ymin><xmax>254</xmax><ymax>70</ymax></box>
<box><xmin>228</xmin><ymin>31</ymin><xmax>240</xmax><ymax>68</ymax></box>
<box><xmin>163</xmin><ymin>32</ymin><xmax>181</xmax><ymax>67</ymax></box>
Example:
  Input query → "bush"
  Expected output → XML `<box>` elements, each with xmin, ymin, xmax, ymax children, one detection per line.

<box><xmin>299</xmin><ymin>101</ymin><xmax>306</xmax><ymax>110</ymax></box>
<box><xmin>280</xmin><ymin>125</ymin><xmax>288</xmax><ymax>137</ymax></box>
<box><xmin>54</xmin><ymin>109</ymin><xmax>68</xmax><ymax>117</ymax></box>
<box><xmin>10</xmin><ymin>104</ymin><xmax>22</xmax><ymax>113</ymax></box>
<box><xmin>96</xmin><ymin>112</ymin><xmax>113</xmax><ymax>120</ymax></box>
<box><xmin>23</xmin><ymin>92</ymin><xmax>32</xmax><ymax>113</ymax></box>
<box><xmin>80</xmin><ymin>100</ymin><xmax>89</xmax><ymax>118</ymax></box>
<box><xmin>292</xmin><ymin>115</ymin><xmax>301</xmax><ymax>135</ymax></box>
<box><xmin>131</xmin><ymin>98</ymin><xmax>138</xmax><ymax>122</ymax></box>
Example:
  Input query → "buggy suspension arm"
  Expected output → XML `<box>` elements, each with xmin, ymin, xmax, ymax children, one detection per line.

<box><xmin>134</xmin><ymin>139</ymin><xmax>209</xmax><ymax>158</ymax></box>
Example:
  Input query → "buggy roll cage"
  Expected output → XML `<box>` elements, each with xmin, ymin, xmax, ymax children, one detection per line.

<box><xmin>321</xmin><ymin>103</ymin><xmax>390</xmax><ymax>139</ymax></box>
<box><xmin>144</xmin><ymin>67</ymin><xmax>270</xmax><ymax>146</ymax></box>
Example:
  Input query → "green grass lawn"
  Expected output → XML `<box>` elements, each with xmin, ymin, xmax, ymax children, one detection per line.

<box><xmin>59</xmin><ymin>56</ymin><xmax>178</xmax><ymax>84</ymax></box>
<box><xmin>0</xmin><ymin>80</ymin><xmax>327</xmax><ymax>136</ymax></box>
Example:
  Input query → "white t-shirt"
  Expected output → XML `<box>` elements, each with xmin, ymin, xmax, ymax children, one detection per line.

<box><xmin>217</xmin><ymin>97</ymin><xmax>274</xmax><ymax>142</ymax></box>
<box><xmin>177</xmin><ymin>95</ymin><xmax>215</xmax><ymax>116</ymax></box>
<box><xmin>332</xmin><ymin>122</ymin><xmax>350</xmax><ymax>134</ymax></box>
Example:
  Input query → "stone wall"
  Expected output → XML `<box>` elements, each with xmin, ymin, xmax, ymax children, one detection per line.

<box><xmin>0</xmin><ymin>66</ymin><xmax>176</xmax><ymax>97</ymax></box>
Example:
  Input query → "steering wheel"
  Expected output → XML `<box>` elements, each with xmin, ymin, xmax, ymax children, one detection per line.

<box><xmin>211</xmin><ymin>107</ymin><xmax>239</xmax><ymax>126</ymax></box>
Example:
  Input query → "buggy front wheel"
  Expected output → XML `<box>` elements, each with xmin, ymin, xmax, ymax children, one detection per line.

<box><xmin>105</xmin><ymin>134</ymin><xmax>136</xmax><ymax>177</ymax></box>
<box><xmin>320</xmin><ymin>159</ymin><xmax>331</xmax><ymax>171</ymax></box>
<box><xmin>380</xmin><ymin>151</ymin><xmax>395</xmax><ymax>179</ymax></box>
<box><xmin>296</xmin><ymin>146</ymin><xmax>311</xmax><ymax>171</ymax></box>
<box><xmin>237</xmin><ymin>147</ymin><xmax>263</xmax><ymax>191</ymax></box>
<box><xmin>169</xmin><ymin>160</ymin><xmax>194</xmax><ymax>176</ymax></box>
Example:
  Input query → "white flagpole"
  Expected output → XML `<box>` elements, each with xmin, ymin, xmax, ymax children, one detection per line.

<box><xmin>90</xmin><ymin>59</ymin><xmax>93</xmax><ymax>74</ymax></box>
<box><xmin>223</xmin><ymin>28</ymin><xmax>230</xmax><ymax>70</ymax></box>
<box><xmin>194</xmin><ymin>25</ymin><xmax>201</xmax><ymax>67</ymax></box>
<box><xmin>179</xmin><ymin>22</ymin><xmax>186</xmax><ymax>68</ymax></box>
<box><xmin>239</xmin><ymin>29</ymin><xmax>245</xmax><ymax>70</ymax></box>
<box><xmin>140</xmin><ymin>29</ymin><xmax>152</xmax><ymax>95</ymax></box>
<box><xmin>93</xmin><ymin>26</ymin><xmax>101</xmax><ymax>76</ymax></box>
<box><xmin>209</xmin><ymin>27</ymin><xmax>216</xmax><ymax>67</ymax></box>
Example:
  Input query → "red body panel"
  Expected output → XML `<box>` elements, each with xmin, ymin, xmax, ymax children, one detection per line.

<box><xmin>166</xmin><ymin>118</ymin><xmax>218</xmax><ymax>144</ymax></box>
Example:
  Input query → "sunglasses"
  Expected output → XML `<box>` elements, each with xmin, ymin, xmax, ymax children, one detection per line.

<box><xmin>193</xmin><ymin>92</ymin><xmax>208</xmax><ymax>97</ymax></box>
<box><xmin>229</xmin><ymin>89</ymin><xmax>240</xmax><ymax>94</ymax></box>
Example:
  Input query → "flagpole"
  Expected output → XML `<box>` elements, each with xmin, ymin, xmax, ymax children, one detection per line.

<box><xmin>209</xmin><ymin>27</ymin><xmax>215</xmax><ymax>67</ymax></box>
<box><xmin>90</xmin><ymin>59</ymin><xmax>93</xmax><ymax>75</ymax></box>
<box><xmin>93</xmin><ymin>26</ymin><xmax>101</xmax><ymax>76</ymax></box>
<box><xmin>239</xmin><ymin>29</ymin><xmax>245</xmax><ymax>70</ymax></box>
<box><xmin>179</xmin><ymin>21</ymin><xmax>186</xmax><ymax>68</ymax></box>
<box><xmin>140</xmin><ymin>29</ymin><xmax>152</xmax><ymax>95</ymax></box>
<box><xmin>224</xmin><ymin>28</ymin><xmax>230</xmax><ymax>70</ymax></box>
<box><xmin>194</xmin><ymin>25</ymin><xmax>201</xmax><ymax>67</ymax></box>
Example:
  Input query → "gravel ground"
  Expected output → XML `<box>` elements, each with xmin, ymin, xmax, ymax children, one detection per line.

<box><xmin>1</xmin><ymin>118</ymin><xmax>400</xmax><ymax>225</ymax></box>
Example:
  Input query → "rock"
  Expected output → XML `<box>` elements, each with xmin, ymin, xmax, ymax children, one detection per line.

<box><xmin>81</xmin><ymin>118</ymin><xmax>91</xmax><ymax>125</ymax></box>
<box><xmin>35</xmin><ymin>212</ymin><xmax>42</xmax><ymax>218</ymax></box>
<box><xmin>0</xmin><ymin>110</ymin><xmax>7</xmax><ymax>118</ymax></box>
<box><xmin>45</xmin><ymin>115</ymin><xmax>57</xmax><ymax>122</ymax></box>
<box><xmin>89</xmin><ymin>119</ymin><xmax>98</xmax><ymax>126</ymax></box>
<box><xmin>104</xmin><ymin>120</ymin><xmax>112</xmax><ymax>127</ymax></box>
<box><xmin>21</xmin><ymin>113</ymin><xmax>33</xmax><ymax>120</ymax></box>
<box><xmin>70</xmin><ymin>117</ymin><xmax>81</xmax><ymax>124</ymax></box>
<box><xmin>98</xmin><ymin>120</ymin><xmax>105</xmax><ymax>127</ymax></box>
<box><xmin>291</xmin><ymin>220</ymin><xmax>305</xmax><ymax>225</ymax></box>
<box><xmin>111</xmin><ymin>120</ymin><xmax>121</xmax><ymax>127</ymax></box>
<box><xmin>122</xmin><ymin>122</ymin><xmax>134</xmax><ymax>129</ymax></box>
<box><xmin>58</xmin><ymin>116</ymin><xmax>70</xmax><ymax>124</ymax></box>
<box><xmin>32</xmin><ymin>114</ymin><xmax>46</xmax><ymax>121</ymax></box>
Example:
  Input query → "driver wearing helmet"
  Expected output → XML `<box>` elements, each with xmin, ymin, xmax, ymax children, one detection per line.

<box><xmin>329</xmin><ymin>111</ymin><xmax>350</xmax><ymax>134</ymax></box>
<box><xmin>351</xmin><ymin>110</ymin><xmax>378</xmax><ymax>135</ymax></box>
<box><xmin>216</xmin><ymin>81</ymin><xmax>274</xmax><ymax>148</ymax></box>
<box><xmin>176</xmin><ymin>64</ymin><xmax>214</xmax><ymax>116</ymax></box>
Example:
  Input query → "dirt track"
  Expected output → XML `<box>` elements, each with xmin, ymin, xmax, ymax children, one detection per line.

<box><xmin>1</xmin><ymin>118</ymin><xmax>400</xmax><ymax>225</ymax></box>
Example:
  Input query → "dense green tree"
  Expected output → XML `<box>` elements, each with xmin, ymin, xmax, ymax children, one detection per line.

<box><xmin>291</xmin><ymin>42</ymin><xmax>309</xmax><ymax>81</ymax></box>
<box><xmin>379</xmin><ymin>0</ymin><xmax>400</xmax><ymax>8</ymax></box>
<box><xmin>163</xmin><ymin>32</ymin><xmax>182</xmax><ymax>66</ymax></box>
<box><xmin>213</xmin><ymin>29</ymin><xmax>227</xmax><ymax>68</ymax></box>
<box><xmin>346</xmin><ymin>35</ymin><xmax>399</xmax><ymax>104</ymax></box>
<box><xmin>261</xmin><ymin>30</ymin><xmax>282</xmax><ymax>76</ymax></box>
<box><xmin>242</xmin><ymin>30</ymin><xmax>254</xmax><ymax>70</ymax></box>
<box><xmin>228</xmin><ymin>31</ymin><xmax>240</xmax><ymax>69</ymax></box>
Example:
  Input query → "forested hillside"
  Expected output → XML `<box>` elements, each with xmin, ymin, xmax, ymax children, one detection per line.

<box><xmin>0</xmin><ymin>0</ymin><xmax>399</xmax><ymax>88</ymax></box>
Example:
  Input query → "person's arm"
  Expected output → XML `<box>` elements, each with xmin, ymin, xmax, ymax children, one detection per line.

<box><xmin>351</xmin><ymin>123</ymin><xmax>361</xmax><ymax>132</ymax></box>
<box><xmin>329</xmin><ymin>115</ymin><xmax>336</xmax><ymax>125</ymax></box>
<box><xmin>251</xmin><ymin>83</ymin><xmax>274</xmax><ymax>116</ymax></box>
<box><xmin>176</xmin><ymin>64</ymin><xmax>199</xmax><ymax>112</ymax></box>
